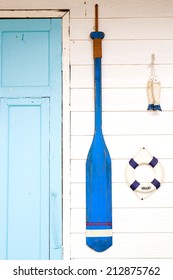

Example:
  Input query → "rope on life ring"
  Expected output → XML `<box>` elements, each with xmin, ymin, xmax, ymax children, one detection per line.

<box><xmin>126</xmin><ymin>147</ymin><xmax>163</xmax><ymax>200</ymax></box>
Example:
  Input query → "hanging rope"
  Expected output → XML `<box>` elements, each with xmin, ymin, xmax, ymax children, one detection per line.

<box><xmin>147</xmin><ymin>54</ymin><xmax>162</xmax><ymax>111</ymax></box>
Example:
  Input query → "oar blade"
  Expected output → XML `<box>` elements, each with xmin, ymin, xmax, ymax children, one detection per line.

<box><xmin>86</xmin><ymin>133</ymin><xmax>112</xmax><ymax>252</ymax></box>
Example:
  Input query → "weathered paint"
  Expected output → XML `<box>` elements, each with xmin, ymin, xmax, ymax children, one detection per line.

<box><xmin>86</xmin><ymin>27</ymin><xmax>112</xmax><ymax>252</ymax></box>
<box><xmin>0</xmin><ymin>19</ymin><xmax>62</xmax><ymax>260</ymax></box>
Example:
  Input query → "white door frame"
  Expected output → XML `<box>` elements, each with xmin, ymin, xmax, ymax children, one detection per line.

<box><xmin>0</xmin><ymin>9</ymin><xmax>71</xmax><ymax>260</ymax></box>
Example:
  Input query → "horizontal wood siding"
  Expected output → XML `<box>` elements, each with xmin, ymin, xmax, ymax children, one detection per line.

<box><xmin>1</xmin><ymin>0</ymin><xmax>173</xmax><ymax>259</ymax></box>
<box><xmin>3</xmin><ymin>0</ymin><xmax>173</xmax><ymax>18</ymax></box>
<box><xmin>69</xmin><ymin>0</ymin><xmax>173</xmax><ymax>259</ymax></box>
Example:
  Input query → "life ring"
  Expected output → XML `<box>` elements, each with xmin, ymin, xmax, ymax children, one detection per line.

<box><xmin>126</xmin><ymin>147</ymin><xmax>163</xmax><ymax>200</ymax></box>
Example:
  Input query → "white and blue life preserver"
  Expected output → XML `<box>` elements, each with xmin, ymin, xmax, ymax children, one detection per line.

<box><xmin>126</xmin><ymin>147</ymin><xmax>163</xmax><ymax>200</ymax></box>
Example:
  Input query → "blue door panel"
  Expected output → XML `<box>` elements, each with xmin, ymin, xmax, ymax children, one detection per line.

<box><xmin>0</xmin><ymin>19</ymin><xmax>62</xmax><ymax>98</ymax></box>
<box><xmin>0</xmin><ymin>19</ymin><xmax>62</xmax><ymax>260</ymax></box>
<box><xmin>2</xmin><ymin>31</ymin><xmax>49</xmax><ymax>87</ymax></box>
<box><xmin>0</xmin><ymin>98</ymin><xmax>50</xmax><ymax>260</ymax></box>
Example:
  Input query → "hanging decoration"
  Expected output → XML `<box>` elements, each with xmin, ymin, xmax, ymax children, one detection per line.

<box><xmin>147</xmin><ymin>54</ymin><xmax>162</xmax><ymax>111</ymax></box>
<box><xmin>126</xmin><ymin>147</ymin><xmax>163</xmax><ymax>200</ymax></box>
<box><xmin>86</xmin><ymin>4</ymin><xmax>112</xmax><ymax>252</ymax></box>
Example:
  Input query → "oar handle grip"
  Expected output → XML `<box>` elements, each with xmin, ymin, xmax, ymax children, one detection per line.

<box><xmin>90</xmin><ymin>4</ymin><xmax>105</xmax><ymax>58</ymax></box>
<box><xmin>95</xmin><ymin>4</ymin><xmax>98</xmax><ymax>32</ymax></box>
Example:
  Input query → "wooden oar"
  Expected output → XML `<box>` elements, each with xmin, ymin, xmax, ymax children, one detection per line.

<box><xmin>86</xmin><ymin>4</ymin><xmax>112</xmax><ymax>252</ymax></box>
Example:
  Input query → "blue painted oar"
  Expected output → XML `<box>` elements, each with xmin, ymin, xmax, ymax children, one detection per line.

<box><xmin>86</xmin><ymin>4</ymin><xmax>112</xmax><ymax>252</ymax></box>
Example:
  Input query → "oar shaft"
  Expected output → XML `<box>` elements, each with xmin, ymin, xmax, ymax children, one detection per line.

<box><xmin>86</xmin><ymin>4</ymin><xmax>112</xmax><ymax>253</ymax></box>
<box><xmin>90</xmin><ymin>5</ymin><xmax>104</xmax><ymax>132</ymax></box>
<box><xmin>94</xmin><ymin>58</ymin><xmax>102</xmax><ymax>132</ymax></box>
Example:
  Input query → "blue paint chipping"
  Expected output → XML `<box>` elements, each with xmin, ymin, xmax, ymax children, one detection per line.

<box><xmin>86</xmin><ymin>28</ymin><xmax>112</xmax><ymax>252</ymax></box>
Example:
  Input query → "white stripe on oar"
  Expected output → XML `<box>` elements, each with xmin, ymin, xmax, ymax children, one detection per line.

<box><xmin>86</xmin><ymin>229</ymin><xmax>112</xmax><ymax>237</ymax></box>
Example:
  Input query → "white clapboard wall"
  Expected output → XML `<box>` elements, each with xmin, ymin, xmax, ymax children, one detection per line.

<box><xmin>69</xmin><ymin>0</ymin><xmax>173</xmax><ymax>259</ymax></box>
<box><xmin>2</xmin><ymin>0</ymin><xmax>173</xmax><ymax>259</ymax></box>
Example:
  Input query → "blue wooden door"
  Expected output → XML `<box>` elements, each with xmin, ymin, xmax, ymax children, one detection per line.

<box><xmin>0</xmin><ymin>19</ymin><xmax>62</xmax><ymax>260</ymax></box>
